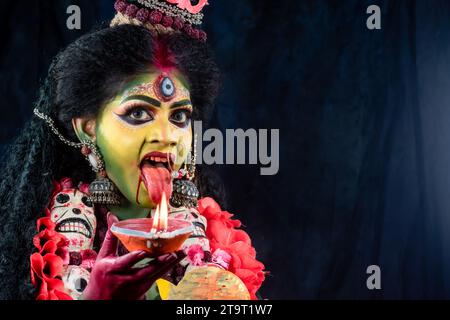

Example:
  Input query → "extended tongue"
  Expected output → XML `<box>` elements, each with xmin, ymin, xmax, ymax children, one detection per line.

<box><xmin>141</xmin><ymin>163</ymin><xmax>173</xmax><ymax>204</ymax></box>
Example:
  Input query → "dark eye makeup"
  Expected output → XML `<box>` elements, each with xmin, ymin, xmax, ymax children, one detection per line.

<box><xmin>115</xmin><ymin>102</ymin><xmax>192</xmax><ymax>128</ymax></box>
<box><xmin>115</xmin><ymin>104</ymin><xmax>154</xmax><ymax>125</ymax></box>
<box><xmin>170</xmin><ymin>109</ymin><xmax>192</xmax><ymax>128</ymax></box>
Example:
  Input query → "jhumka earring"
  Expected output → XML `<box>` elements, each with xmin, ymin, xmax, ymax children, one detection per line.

<box><xmin>33</xmin><ymin>108</ymin><xmax>122</xmax><ymax>207</ymax></box>
<box><xmin>170</xmin><ymin>135</ymin><xmax>200</xmax><ymax>208</ymax></box>
<box><xmin>80</xmin><ymin>140</ymin><xmax>122</xmax><ymax>206</ymax></box>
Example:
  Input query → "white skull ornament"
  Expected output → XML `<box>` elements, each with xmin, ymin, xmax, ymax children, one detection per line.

<box><xmin>49</xmin><ymin>180</ymin><xmax>96</xmax><ymax>251</ymax></box>
<box><xmin>62</xmin><ymin>265</ymin><xmax>91</xmax><ymax>299</ymax></box>
<box><xmin>48</xmin><ymin>179</ymin><xmax>97</xmax><ymax>299</ymax></box>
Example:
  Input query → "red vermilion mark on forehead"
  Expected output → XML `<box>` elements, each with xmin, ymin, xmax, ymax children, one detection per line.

<box><xmin>152</xmin><ymin>37</ymin><xmax>177</xmax><ymax>72</ymax></box>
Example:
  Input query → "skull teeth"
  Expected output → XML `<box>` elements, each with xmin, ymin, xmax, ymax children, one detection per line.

<box><xmin>57</xmin><ymin>221</ymin><xmax>91</xmax><ymax>238</ymax></box>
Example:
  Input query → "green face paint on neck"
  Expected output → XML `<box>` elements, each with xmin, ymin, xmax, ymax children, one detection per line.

<box><xmin>95</xmin><ymin>71</ymin><xmax>193</xmax><ymax>220</ymax></box>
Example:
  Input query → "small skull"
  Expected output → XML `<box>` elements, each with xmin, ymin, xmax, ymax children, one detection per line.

<box><xmin>62</xmin><ymin>265</ymin><xmax>90</xmax><ymax>299</ymax></box>
<box><xmin>50</xmin><ymin>186</ymin><xmax>96</xmax><ymax>251</ymax></box>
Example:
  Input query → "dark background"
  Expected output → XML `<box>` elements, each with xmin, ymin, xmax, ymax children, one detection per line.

<box><xmin>2</xmin><ymin>0</ymin><xmax>450</xmax><ymax>299</ymax></box>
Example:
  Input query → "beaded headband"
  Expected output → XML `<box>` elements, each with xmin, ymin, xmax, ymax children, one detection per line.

<box><xmin>111</xmin><ymin>0</ymin><xmax>209</xmax><ymax>42</ymax></box>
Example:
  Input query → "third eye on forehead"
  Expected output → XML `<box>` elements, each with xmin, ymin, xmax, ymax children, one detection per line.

<box><xmin>121</xmin><ymin>95</ymin><xmax>192</xmax><ymax>109</ymax></box>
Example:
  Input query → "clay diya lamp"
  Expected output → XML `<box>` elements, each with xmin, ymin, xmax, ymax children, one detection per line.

<box><xmin>111</xmin><ymin>195</ymin><xmax>193</xmax><ymax>256</ymax></box>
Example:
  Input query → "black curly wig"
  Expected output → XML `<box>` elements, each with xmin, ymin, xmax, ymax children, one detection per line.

<box><xmin>0</xmin><ymin>24</ymin><xmax>224</xmax><ymax>299</ymax></box>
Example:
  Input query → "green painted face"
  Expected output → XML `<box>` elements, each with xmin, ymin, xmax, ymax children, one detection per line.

<box><xmin>94</xmin><ymin>71</ymin><xmax>193</xmax><ymax>219</ymax></box>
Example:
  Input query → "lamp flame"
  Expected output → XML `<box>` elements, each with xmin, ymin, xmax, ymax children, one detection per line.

<box><xmin>151</xmin><ymin>192</ymin><xmax>169</xmax><ymax>233</ymax></box>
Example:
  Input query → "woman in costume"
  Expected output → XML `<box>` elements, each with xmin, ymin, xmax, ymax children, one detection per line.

<box><xmin>0</xmin><ymin>0</ymin><xmax>265</xmax><ymax>300</ymax></box>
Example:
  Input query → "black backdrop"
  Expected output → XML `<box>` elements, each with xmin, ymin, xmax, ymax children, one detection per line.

<box><xmin>2</xmin><ymin>0</ymin><xmax>450</xmax><ymax>299</ymax></box>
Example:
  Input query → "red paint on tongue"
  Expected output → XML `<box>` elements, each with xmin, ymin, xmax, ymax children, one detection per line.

<box><xmin>140</xmin><ymin>163</ymin><xmax>173</xmax><ymax>204</ymax></box>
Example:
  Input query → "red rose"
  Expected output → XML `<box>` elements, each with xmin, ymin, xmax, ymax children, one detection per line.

<box><xmin>149</xmin><ymin>10</ymin><xmax>163</xmax><ymax>24</ymax></box>
<box><xmin>114</xmin><ymin>0</ymin><xmax>128</xmax><ymax>14</ymax></box>
<box><xmin>207</xmin><ymin>220</ymin><xmax>251</xmax><ymax>246</ymax></box>
<box><xmin>234</xmin><ymin>268</ymin><xmax>266</xmax><ymax>299</ymax></box>
<box><xmin>183</xmin><ymin>24</ymin><xmax>194</xmax><ymax>37</ymax></box>
<box><xmin>30</xmin><ymin>253</ymin><xmax>72</xmax><ymax>300</ymax></box>
<box><xmin>191</xmin><ymin>29</ymin><xmax>200</xmax><ymax>40</ymax></box>
<box><xmin>33</xmin><ymin>228</ymin><xmax>67</xmax><ymax>252</ymax></box>
<box><xmin>36</xmin><ymin>217</ymin><xmax>54</xmax><ymax>232</ymax></box>
<box><xmin>40</xmin><ymin>240</ymin><xmax>70</xmax><ymax>265</ymax></box>
<box><xmin>198</xmin><ymin>30</ymin><xmax>207</xmax><ymax>42</ymax></box>
<box><xmin>30</xmin><ymin>253</ymin><xmax>64</xmax><ymax>283</ymax></box>
<box><xmin>162</xmin><ymin>15</ymin><xmax>173</xmax><ymax>28</ymax></box>
<box><xmin>198</xmin><ymin>197</ymin><xmax>221</xmax><ymax>213</ymax></box>
<box><xmin>173</xmin><ymin>17</ymin><xmax>184</xmax><ymax>30</ymax></box>
<box><xmin>198</xmin><ymin>197</ymin><xmax>266</xmax><ymax>300</ymax></box>
<box><xmin>36</xmin><ymin>278</ymin><xmax>72</xmax><ymax>301</ymax></box>
<box><xmin>199</xmin><ymin>198</ymin><xmax>242</xmax><ymax>229</ymax></box>
<box><xmin>125</xmin><ymin>4</ymin><xmax>139</xmax><ymax>18</ymax></box>
<box><xmin>136</xmin><ymin>8</ymin><xmax>149</xmax><ymax>23</ymax></box>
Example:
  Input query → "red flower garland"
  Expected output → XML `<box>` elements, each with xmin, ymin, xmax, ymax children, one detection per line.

<box><xmin>29</xmin><ymin>178</ymin><xmax>83</xmax><ymax>300</ymax></box>
<box><xmin>198</xmin><ymin>198</ymin><xmax>266</xmax><ymax>300</ymax></box>
<box><xmin>30</xmin><ymin>217</ymin><xmax>72</xmax><ymax>300</ymax></box>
